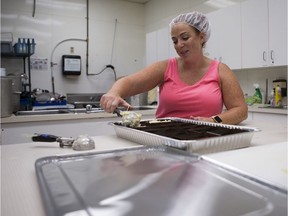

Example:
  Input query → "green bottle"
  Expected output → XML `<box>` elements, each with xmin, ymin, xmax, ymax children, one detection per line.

<box><xmin>253</xmin><ymin>84</ymin><xmax>262</xmax><ymax>104</ymax></box>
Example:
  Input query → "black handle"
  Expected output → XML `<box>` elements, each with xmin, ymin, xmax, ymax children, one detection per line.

<box><xmin>113</xmin><ymin>108</ymin><xmax>122</xmax><ymax>117</ymax></box>
<box><xmin>32</xmin><ymin>134</ymin><xmax>59</xmax><ymax>142</ymax></box>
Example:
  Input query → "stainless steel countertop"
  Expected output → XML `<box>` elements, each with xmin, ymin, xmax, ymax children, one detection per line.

<box><xmin>1</xmin><ymin>119</ymin><xmax>287</xmax><ymax>216</ymax></box>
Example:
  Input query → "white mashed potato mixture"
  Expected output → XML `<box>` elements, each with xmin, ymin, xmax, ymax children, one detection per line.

<box><xmin>121</xmin><ymin>111</ymin><xmax>142</xmax><ymax>127</ymax></box>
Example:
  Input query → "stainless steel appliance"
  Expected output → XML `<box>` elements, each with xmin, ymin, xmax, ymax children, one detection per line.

<box><xmin>1</xmin><ymin>77</ymin><xmax>13</xmax><ymax>117</ymax></box>
<box><xmin>66</xmin><ymin>93</ymin><xmax>104</xmax><ymax>108</ymax></box>
<box><xmin>6</xmin><ymin>74</ymin><xmax>22</xmax><ymax>112</ymax></box>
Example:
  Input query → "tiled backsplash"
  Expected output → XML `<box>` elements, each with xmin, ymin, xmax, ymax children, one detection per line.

<box><xmin>234</xmin><ymin>66</ymin><xmax>287</xmax><ymax>103</ymax></box>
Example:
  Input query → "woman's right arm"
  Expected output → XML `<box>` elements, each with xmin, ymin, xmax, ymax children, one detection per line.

<box><xmin>100</xmin><ymin>60</ymin><xmax>168</xmax><ymax>113</ymax></box>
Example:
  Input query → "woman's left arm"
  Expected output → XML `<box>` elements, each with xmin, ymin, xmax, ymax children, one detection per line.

<box><xmin>216</xmin><ymin>63</ymin><xmax>248</xmax><ymax>124</ymax></box>
<box><xmin>194</xmin><ymin>63</ymin><xmax>247</xmax><ymax>124</ymax></box>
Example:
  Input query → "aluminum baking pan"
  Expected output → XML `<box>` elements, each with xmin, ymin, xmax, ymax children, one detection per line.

<box><xmin>109</xmin><ymin>118</ymin><xmax>260</xmax><ymax>154</ymax></box>
<box><xmin>35</xmin><ymin>146</ymin><xmax>287</xmax><ymax>216</ymax></box>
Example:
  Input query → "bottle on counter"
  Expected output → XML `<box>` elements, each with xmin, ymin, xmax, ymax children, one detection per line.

<box><xmin>275</xmin><ymin>85</ymin><xmax>282</xmax><ymax>107</ymax></box>
<box><xmin>269</xmin><ymin>90</ymin><xmax>275</xmax><ymax>107</ymax></box>
<box><xmin>253</xmin><ymin>83</ymin><xmax>262</xmax><ymax>104</ymax></box>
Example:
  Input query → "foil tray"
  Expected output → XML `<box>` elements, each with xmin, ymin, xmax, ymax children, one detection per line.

<box><xmin>109</xmin><ymin>118</ymin><xmax>260</xmax><ymax>154</ymax></box>
<box><xmin>35</xmin><ymin>146</ymin><xmax>287</xmax><ymax>216</ymax></box>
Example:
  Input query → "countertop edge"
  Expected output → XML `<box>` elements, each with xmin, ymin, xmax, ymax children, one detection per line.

<box><xmin>1</xmin><ymin>109</ymin><xmax>157</xmax><ymax>124</ymax></box>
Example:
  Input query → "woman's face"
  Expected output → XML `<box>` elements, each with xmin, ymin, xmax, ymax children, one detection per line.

<box><xmin>171</xmin><ymin>23</ymin><xmax>204</xmax><ymax>59</ymax></box>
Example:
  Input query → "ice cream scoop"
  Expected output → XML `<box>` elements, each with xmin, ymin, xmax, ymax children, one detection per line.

<box><xmin>72</xmin><ymin>135</ymin><xmax>95</xmax><ymax>151</ymax></box>
<box><xmin>113</xmin><ymin>108</ymin><xmax>142</xmax><ymax>127</ymax></box>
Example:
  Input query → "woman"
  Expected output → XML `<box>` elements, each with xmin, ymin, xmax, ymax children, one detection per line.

<box><xmin>100</xmin><ymin>12</ymin><xmax>247</xmax><ymax>125</ymax></box>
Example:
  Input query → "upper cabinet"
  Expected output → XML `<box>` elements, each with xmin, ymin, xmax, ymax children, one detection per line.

<box><xmin>146</xmin><ymin>0</ymin><xmax>287</xmax><ymax>69</ymax></box>
<box><xmin>205</xmin><ymin>4</ymin><xmax>242</xmax><ymax>69</ymax></box>
<box><xmin>241</xmin><ymin>0</ymin><xmax>287</xmax><ymax>68</ymax></box>
<box><xmin>268</xmin><ymin>0</ymin><xmax>287</xmax><ymax>66</ymax></box>
<box><xmin>146</xmin><ymin>27</ymin><xmax>171</xmax><ymax>66</ymax></box>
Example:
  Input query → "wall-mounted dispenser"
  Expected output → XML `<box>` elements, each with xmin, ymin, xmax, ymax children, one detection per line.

<box><xmin>62</xmin><ymin>55</ymin><xmax>81</xmax><ymax>76</ymax></box>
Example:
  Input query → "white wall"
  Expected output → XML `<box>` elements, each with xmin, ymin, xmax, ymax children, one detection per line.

<box><xmin>234</xmin><ymin>66</ymin><xmax>288</xmax><ymax>98</ymax></box>
<box><xmin>1</xmin><ymin>0</ymin><xmax>145</xmax><ymax>95</ymax></box>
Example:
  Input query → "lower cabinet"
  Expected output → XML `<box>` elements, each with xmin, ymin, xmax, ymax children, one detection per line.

<box><xmin>248</xmin><ymin>112</ymin><xmax>287</xmax><ymax>125</ymax></box>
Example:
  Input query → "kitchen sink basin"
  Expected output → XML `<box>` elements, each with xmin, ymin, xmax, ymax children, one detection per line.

<box><xmin>15</xmin><ymin>108</ymin><xmax>104</xmax><ymax>116</ymax></box>
<box><xmin>15</xmin><ymin>106</ymin><xmax>156</xmax><ymax>116</ymax></box>
<box><xmin>130</xmin><ymin>106</ymin><xmax>157</xmax><ymax>110</ymax></box>
<box><xmin>15</xmin><ymin>109</ymin><xmax>71</xmax><ymax>115</ymax></box>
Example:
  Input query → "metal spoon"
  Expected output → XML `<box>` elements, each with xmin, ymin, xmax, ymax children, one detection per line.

<box><xmin>113</xmin><ymin>107</ymin><xmax>122</xmax><ymax>117</ymax></box>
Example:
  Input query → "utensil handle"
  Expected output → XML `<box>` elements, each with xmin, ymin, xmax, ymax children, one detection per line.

<box><xmin>113</xmin><ymin>108</ymin><xmax>122</xmax><ymax>117</ymax></box>
<box><xmin>32</xmin><ymin>134</ymin><xmax>59</xmax><ymax>142</ymax></box>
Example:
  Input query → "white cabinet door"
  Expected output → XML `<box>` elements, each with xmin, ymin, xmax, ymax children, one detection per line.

<box><xmin>157</xmin><ymin>27</ymin><xmax>170</xmax><ymax>61</ymax></box>
<box><xmin>241</xmin><ymin>0</ymin><xmax>269</xmax><ymax>68</ymax></box>
<box><xmin>146</xmin><ymin>31</ymin><xmax>157</xmax><ymax>65</ymax></box>
<box><xmin>205</xmin><ymin>4</ymin><xmax>242</xmax><ymax>69</ymax></box>
<box><xmin>268</xmin><ymin>0</ymin><xmax>287</xmax><ymax>66</ymax></box>
<box><xmin>146</xmin><ymin>27</ymin><xmax>171</xmax><ymax>65</ymax></box>
<box><xmin>241</xmin><ymin>0</ymin><xmax>287</xmax><ymax>68</ymax></box>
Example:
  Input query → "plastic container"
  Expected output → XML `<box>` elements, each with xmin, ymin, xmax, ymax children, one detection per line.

<box><xmin>14</xmin><ymin>38</ymin><xmax>35</xmax><ymax>55</ymax></box>
<box><xmin>253</xmin><ymin>83</ymin><xmax>262</xmax><ymax>104</ymax></box>
<box><xmin>275</xmin><ymin>85</ymin><xmax>282</xmax><ymax>107</ymax></box>
<box><xmin>1</xmin><ymin>78</ymin><xmax>13</xmax><ymax>117</ymax></box>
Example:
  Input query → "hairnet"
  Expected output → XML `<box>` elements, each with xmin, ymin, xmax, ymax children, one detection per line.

<box><xmin>169</xmin><ymin>12</ymin><xmax>211</xmax><ymax>43</ymax></box>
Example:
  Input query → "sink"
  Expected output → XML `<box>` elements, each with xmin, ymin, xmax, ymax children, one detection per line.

<box><xmin>130</xmin><ymin>106</ymin><xmax>157</xmax><ymax>110</ymax></box>
<box><xmin>15</xmin><ymin>108</ymin><xmax>104</xmax><ymax>116</ymax></box>
<box><xmin>14</xmin><ymin>106</ymin><xmax>156</xmax><ymax>116</ymax></box>
<box><xmin>15</xmin><ymin>110</ymin><xmax>71</xmax><ymax>115</ymax></box>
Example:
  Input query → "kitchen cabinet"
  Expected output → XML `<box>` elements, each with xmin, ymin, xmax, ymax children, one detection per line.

<box><xmin>146</xmin><ymin>27</ymin><xmax>174</xmax><ymax>65</ymax></box>
<box><xmin>241</xmin><ymin>0</ymin><xmax>287</xmax><ymax>68</ymax></box>
<box><xmin>247</xmin><ymin>110</ymin><xmax>287</xmax><ymax>125</ymax></box>
<box><xmin>146</xmin><ymin>31</ymin><xmax>157</xmax><ymax>65</ymax></box>
<box><xmin>146</xmin><ymin>27</ymin><xmax>169</xmax><ymax>64</ymax></box>
<box><xmin>205</xmin><ymin>4</ymin><xmax>242</xmax><ymax>69</ymax></box>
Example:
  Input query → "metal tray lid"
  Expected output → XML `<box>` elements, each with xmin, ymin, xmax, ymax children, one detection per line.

<box><xmin>35</xmin><ymin>146</ymin><xmax>286</xmax><ymax>216</ymax></box>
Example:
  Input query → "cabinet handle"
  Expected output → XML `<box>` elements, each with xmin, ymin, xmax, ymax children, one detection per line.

<box><xmin>263</xmin><ymin>51</ymin><xmax>267</xmax><ymax>61</ymax></box>
<box><xmin>270</xmin><ymin>50</ymin><xmax>275</xmax><ymax>62</ymax></box>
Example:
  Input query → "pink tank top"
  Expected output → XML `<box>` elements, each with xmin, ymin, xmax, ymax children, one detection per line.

<box><xmin>156</xmin><ymin>58</ymin><xmax>223</xmax><ymax>118</ymax></box>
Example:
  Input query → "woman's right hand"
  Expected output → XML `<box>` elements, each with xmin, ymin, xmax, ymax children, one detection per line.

<box><xmin>100</xmin><ymin>92</ymin><xmax>131</xmax><ymax>113</ymax></box>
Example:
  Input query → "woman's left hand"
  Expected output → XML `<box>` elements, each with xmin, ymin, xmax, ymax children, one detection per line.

<box><xmin>189</xmin><ymin>116</ymin><xmax>214</xmax><ymax>123</ymax></box>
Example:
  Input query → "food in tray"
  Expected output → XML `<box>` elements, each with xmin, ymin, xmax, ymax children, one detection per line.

<box><xmin>121</xmin><ymin>111</ymin><xmax>142</xmax><ymax>127</ymax></box>
<box><xmin>116</xmin><ymin>119</ymin><xmax>250</xmax><ymax>140</ymax></box>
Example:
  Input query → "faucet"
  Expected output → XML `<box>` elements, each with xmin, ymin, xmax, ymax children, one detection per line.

<box><xmin>86</xmin><ymin>104</ymin><xmax>92</xmax><ymax>112</ymax></box>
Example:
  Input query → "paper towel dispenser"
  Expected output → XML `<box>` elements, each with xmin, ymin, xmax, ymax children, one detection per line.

<box><xmin>62</xmin><ymin>55</ymin><xmax>81</xmax><ymax>75</ymax></box>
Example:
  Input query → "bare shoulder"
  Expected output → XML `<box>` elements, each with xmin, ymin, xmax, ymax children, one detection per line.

<box><xmin>128</xmin><ymin>59</ymin><xmax>169</xmax><ymax>86</ymax></box>
<box><xmin>218</xmin><ymin>62</ymin><xmax>238</xmax><ymax>83</ymax></box>
<box><xmin>147</xmin><ymin>59</ymin><xmax>169</xmax><ymax>73</ymax></box>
